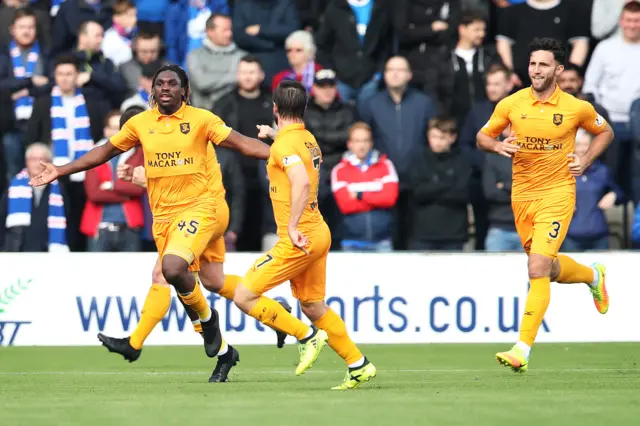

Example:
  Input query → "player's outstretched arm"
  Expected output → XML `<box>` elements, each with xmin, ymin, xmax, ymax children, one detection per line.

<box><xmin>219</xmin><ymin>130</ymin><xmax>270</xmax><ymax>160</ymax></box>
<box><xmin>29</xmin><ymin>142</ymin><xmax>124</xmax><ymax>187</ymax></box>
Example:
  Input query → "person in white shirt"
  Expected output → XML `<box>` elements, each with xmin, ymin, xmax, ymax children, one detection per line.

<box><xmin>101</xmin><ymin>0</ymin><xmax>137</xmax><ymax>67</ymax></box>
<box><xmin>583</xmin><ymin>1</ymin><xmax>640</xmax><ymax>197</ymax></box>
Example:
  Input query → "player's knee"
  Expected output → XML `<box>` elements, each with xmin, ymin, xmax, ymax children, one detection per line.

<box><xmin>549</xmin><ymin>259</ymin><xmax>561</xmax><ymax>281</ymax></box>
<box><xmin>527</xmin><ymin>254</ymin><xmax>552</xmax><ymax>279</ymax></box>
<box><xmin>161</xmin><ymin>256</ymin><xmax>189</xmax><ymax>286</ymax></box>
<box><xmin>233</xmin><ymin>284</ymin><xmax>257</xmax><ymax>312</ymax></box>
<box><xmin>300</xmin><ymin>302</ymin><xmax>327</xmax><ymax>322</ymax></box>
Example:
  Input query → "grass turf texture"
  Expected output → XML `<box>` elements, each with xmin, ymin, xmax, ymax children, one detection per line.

<box><xmin>1</xmin><ymin>343</ymin><xmax>639</xmax><ymax>425</ymax></box>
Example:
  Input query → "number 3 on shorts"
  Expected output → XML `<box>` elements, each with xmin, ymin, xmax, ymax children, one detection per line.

<box><xmin>548</xmin><ymin>221</ymin><xmax>561</xmax><ymax>239</ymax></box>
<box><xmin>177</xmin><ymin>220</ymin><xmax>200</xmax><ymax>235</ymax></box>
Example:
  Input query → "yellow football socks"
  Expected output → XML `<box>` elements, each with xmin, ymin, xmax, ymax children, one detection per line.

<box><xmin>218</xmin><ymin>274</ymin><xmax>241</xmax><ymax>300</ymax></box>
<box><xmin>248</xmin><ymin>296</ymin><xmax>310</xmax><ymax>340</ymax></box>
<box><xmin>314</xmin><ymin>308</ymin><xmax>363</xmax><ymax>365</ymax></box>
<box><xmin>519</xmin><ymin>277</ymin><xmax>551</xmax><ymax>346</ymax></box>
<box><xmin>130</xmin><ymin>284</ymin><xmax>171</xmax><ymax>350</ymax></box>
<box><xmin>555</xmin><ymin>254</ymin><xmax>595</xmax><ymax>284</ymax></box>
<box><xmin>178</xmin><ymin>283</ymin><xmax>212</xmax><ymax>322</ymax></box>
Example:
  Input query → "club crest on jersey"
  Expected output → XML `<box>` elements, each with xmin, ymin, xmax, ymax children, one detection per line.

<box><xmin>180</xmin><ymin>123</ymin><xmax>190</xmax><ymax>134</ymax></box>
<box><xmin>553</xmin><ymin>114</ymin><xmax>563</xmax><ymax>126</ymax></box>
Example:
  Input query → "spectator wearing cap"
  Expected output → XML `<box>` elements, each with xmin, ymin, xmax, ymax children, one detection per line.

<box><xmin>187</xmin><ymin>13</ymin><xmax>246</xmax><ymax>110</ymax></box>
<box><xmin>101</xmin><ymin>0</ymin><xmax>137</xmax><ymax>67</ymax></box>
<box><xmin>315</xmin><ymin>0</ymin><xmax>392</xmax><ymax>108</ymax></box>
<box><xmin>119</xmin><ymin>32</ymin><xmax>166</xmax><ymax>97</ymax></box>
<box><xmin>331</xmin><ymin>122</ymin><xmax>399</xmax><ymax>252</ymax></box>
<box><xmin>305</xmin><ymin>69</ymin><xmax>355</xmax><ymax>247</ymax></box>
<box><xmin>271</xmin><ymin>30</ymin><xmax>321</xmax><ymax>93</ymax></box>
<box><xmin>80</xmin><ymin>110</ymin><xmax>145</xmax><ymax>252</ymax></box>
<box><xmin>165</xmin><ymin>0</ymin><xmax>230</xmax><ymax>68</ymax></box>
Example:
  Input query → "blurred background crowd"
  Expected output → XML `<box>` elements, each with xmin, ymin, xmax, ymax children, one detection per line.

<box><xmin>0</xmin><ymin>0</ymin><xmax>639</xmax><ymax>254</ymax></box>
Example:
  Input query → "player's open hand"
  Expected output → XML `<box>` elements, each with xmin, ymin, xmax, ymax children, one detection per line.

<box><xmin>28</xmin><ymin>162</ymin><xmax>59</xmax><ymax>187</ymax></box>
<box><xmin>494</xmin><ymin>132</ymin><xmax>519</xmax><ymax>158</ymax></box>
<box><xmin>567</xmin><ymin>154</ymin><xmax>583</xmax><ymax>176</ymax></box>
<box><xmin>288</xmin><ymin>228</ymin><xmax>309</xmax><ymax>255</ymax></box>
<box><xmin>257</xmin><ymin>125</ymin><xmax>276</xmax><ymax>140</ymax></box>
<box><xmin>117</xmin><ymin>164</ymin><xmax>133</xmax><ymax>181</ymax></box>
<box><xmin>598</xmin><ymin>191</ymin><xmax>617</xmax><ymax>210</ymax></box>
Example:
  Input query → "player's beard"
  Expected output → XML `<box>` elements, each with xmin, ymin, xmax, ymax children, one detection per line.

<box><xmin>531</xmin><ymin>75</ymin><xmax>553</xmax><ymax>93</ymax></box>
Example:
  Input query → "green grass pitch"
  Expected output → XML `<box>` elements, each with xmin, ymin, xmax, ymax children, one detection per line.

<box><xmin>1</xmin><ymin>343</ymin><xmax>640</xmax><ymax>425</ymax></box>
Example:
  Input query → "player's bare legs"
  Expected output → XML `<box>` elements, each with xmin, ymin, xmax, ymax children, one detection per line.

<box><xmin>301</xmin><ymin>301</ymin><xmax>376</xmax><ymax>390</ymax></box>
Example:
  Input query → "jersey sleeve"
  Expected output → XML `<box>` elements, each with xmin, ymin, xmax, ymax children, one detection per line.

<box><xmin>578</xmin><ymin>100</ymin><xmax>608</xmax><ymax>135</ymax></box>
<box><xmin>204</xmin><ymin>110</ymin><xmax>233</xmax><ymax>145</ymax></box>
<box><xmin>480</xmin><ymin>97</ymin><xmax>512</xmax><ymax>138</ymax></box>
<box><xmin>109</xmin><ymin>120</ymin><xmax>139</xmax><ymax>152</ymax></box>
<box><xmin>271</xmin><ymin>141</ymin><xmax>303</xmax><ymax>171</ymax></box>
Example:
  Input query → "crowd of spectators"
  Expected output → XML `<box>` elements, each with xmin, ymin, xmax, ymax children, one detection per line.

<box><xmin>0</xmin><ymin>0</ymin><xmax>640</xmax><ymax>254</ymax></box>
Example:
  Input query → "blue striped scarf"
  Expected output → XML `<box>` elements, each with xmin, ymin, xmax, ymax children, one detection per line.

<box><xmin>50</xmin><ymin>86</ymin><xmax>94</xmax><ymax>167</ymax></box>
<box><xmin>10</xmin><ymin>40</ymin><xmax>40</xmax><ymax>121</ymax></box>
<box><xmin>6</xmin><ymin>169</ymin><xmax>69</xmax><ymax>252</ymax></box>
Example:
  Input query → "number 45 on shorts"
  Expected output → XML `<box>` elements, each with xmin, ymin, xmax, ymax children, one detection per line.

<box><xmin>177</xmin><ymin>219</ymin><xmax>199</xmax><ymax>235</ymax></box>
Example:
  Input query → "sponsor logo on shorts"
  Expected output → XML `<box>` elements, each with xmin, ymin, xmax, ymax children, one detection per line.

<box><xmin>283</xmin><ymin>155</ymin><xmax>301</xmax><ymax>166</ymax></box>
<box><xmin>595</xmin><ymin>114</ymin><xmax>604</xmax><ymax>127</ymax></box>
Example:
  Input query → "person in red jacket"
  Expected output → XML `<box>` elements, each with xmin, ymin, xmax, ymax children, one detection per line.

<box><xmin>80</xmin><ymin>110</ymin><xmax>145</xmax><ymax>251</ymax></box>
<box><xmin>331</xmin><ymin>122</ymin><xmax>399</xmax><ymax>251</ymax></box>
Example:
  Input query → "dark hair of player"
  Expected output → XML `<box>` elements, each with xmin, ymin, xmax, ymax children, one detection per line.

<box><xmin>562</xmin><ymin>63</ymin><xmax>584</xmax><ymax>79</ymax></box>
<box><xmin>148</xmin><ymin>64</ymin><xmax>191</xmax><ymax>108</ymax></box>
<box><xmin>528</xmin><ymin>37</ymin><xmax>566</xmax><ymax>66</ymax></box>
<box><xmin>273</xmin><ymin>80</ymin><xmax>307</xmax><ymax>120</ymax></box>
<box><xmin>240</xmin><ymin>54</ymin><xmax>263</xmax><ymax>69</ymax></box>
<box><xmin>486</xmin><ymin>63</ymin><xmax>512</xmax><ymax>79</ymax></box>
<box><xmin>54</xmin><ymin>54</ymin><xmax>79</xmax><ymax>70</ymax></box>
<box><xmin>623</xmin><ymin>1</ymin><xmax>640</xmax><ymax>14</ymax></box>
<box><xmin>12</xmin><ymin>6</ymin><xmax>37</xmax><ymax>24</ymax></box>
<box><xmin>459</xmin><ymin>10</ymin><xmax>486</xmax><ymax>26</ymax></box>
<box><xmin>429</xmin><ymin>117</ymin><xmax>457</xmax><ymax>135</ymax></box>
<box><xmin>120</xmin><ymin>106</ymin><xmax>145</xmax><ymax>128</ymax></box>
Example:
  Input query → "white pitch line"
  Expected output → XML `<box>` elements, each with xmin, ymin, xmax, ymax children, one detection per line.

<box><xmin>0</xmin><ymin>368</ymin><xmax>637</xmax><ymax>376</ymax></box>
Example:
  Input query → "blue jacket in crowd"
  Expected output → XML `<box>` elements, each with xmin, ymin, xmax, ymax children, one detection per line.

<box><xmin>135</xmin><ymin>0</ymin><xmax>171</xmax><ymax>24</ymax></box>
<box><xmin>359</xmin><ymin>88</ymin><xmax>437</xmax><ymax>187</ymax></box>
<box><xmin>630</xmin><ymin>98</ymin><xmax>640</xmax><ymax>202</ymax></box>
<box><xmin>459</xmin><ymin>99</ymin><xmax>494</xmax><ymax>172</ymax></box>
<box><xmin>231</xmin><ymin>0</ymin><xmax>299</xmax><ymax>84</ymax></box>
<box><xmin>165</xmin><ymin>0</ymin><xmax>230</xmax><ymax>66</ymax></box>
<box><xmin>568</xmin><ymin>161</ymin><xmax>624</xmax><ymax>239</ymax></box>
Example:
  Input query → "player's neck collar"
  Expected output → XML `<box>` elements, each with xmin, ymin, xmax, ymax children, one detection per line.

<box><xmin>154</xmin><ymin>102</ymin><xmax>187</xmax><ymax>120</ymax></box>
<box><xmin>529</xmin><ymin>84</ymin><xmax>560</xmax><ymax>105</ymax></box>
